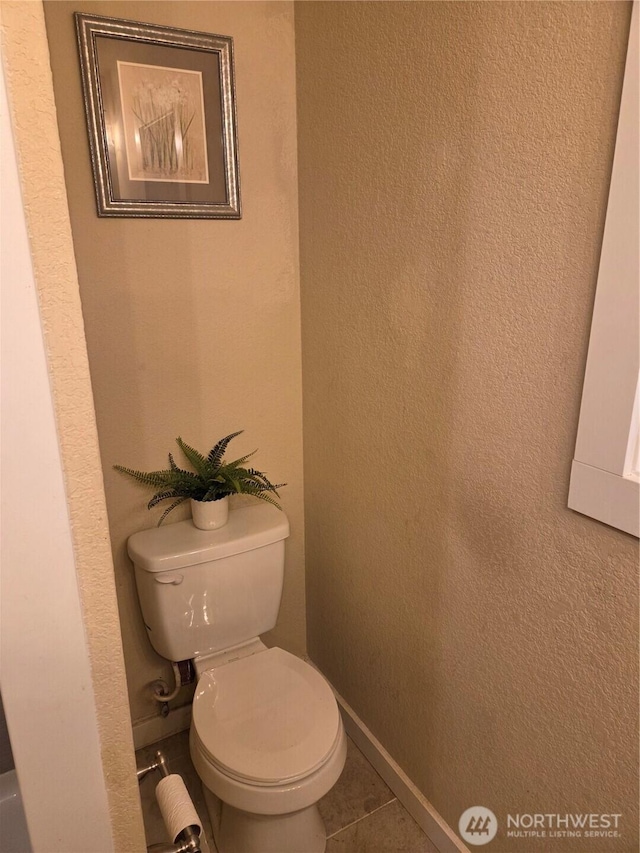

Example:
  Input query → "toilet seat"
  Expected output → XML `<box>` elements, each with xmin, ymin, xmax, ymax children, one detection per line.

<box><xmin>192</xmin><ymin>647</ymin><xmax>341</xmax><ymax>786</ymax></box>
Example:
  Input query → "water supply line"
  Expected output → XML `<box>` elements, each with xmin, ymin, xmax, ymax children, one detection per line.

<box><xmin>152</xmin><ymin>660</ymin><xmax>195</xmax><ymax>717</ymax></box>
<box><xmin>152</xmin><ymin>662</ymin><xmax>183</xmax><ymax>704</ymax></box>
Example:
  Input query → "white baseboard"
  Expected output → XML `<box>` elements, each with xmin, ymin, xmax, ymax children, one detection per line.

<box><xmin>132</xmin><ymin>703</ymin><xmax>192</xmax><ymax>751</ymax></box>
<box><xmin>331</xmin><ymin>688</ymin><xmax>469</xmax><ymax>853</ymax></box>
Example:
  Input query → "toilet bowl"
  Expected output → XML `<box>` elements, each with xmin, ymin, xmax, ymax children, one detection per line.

<box><xmin>190</xmin><ymin>645</ymin><xmax>347</xmax><ymax>853</ymax></box>
<box><xmin>127</xmin><ymin>504</ymin><xmax>346</xmax><ymax>853</ymax></box>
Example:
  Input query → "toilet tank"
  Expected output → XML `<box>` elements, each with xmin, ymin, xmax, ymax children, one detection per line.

<box><xmin>128</xmin><ymin>504</ymin><xmax>290</xmax><ymax>662</ymax></box>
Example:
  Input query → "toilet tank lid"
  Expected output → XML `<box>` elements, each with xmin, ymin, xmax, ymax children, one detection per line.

<box><xmin>127</xmin><ymin>503</ymin><xmax>290</xmax><ymax>573</ymax></box>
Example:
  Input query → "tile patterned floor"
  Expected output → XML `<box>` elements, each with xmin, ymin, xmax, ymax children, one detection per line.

<box><xmin>136</xmin><ymin>729</ymin><xmax>439</xmax><ymax>852</ymax></box>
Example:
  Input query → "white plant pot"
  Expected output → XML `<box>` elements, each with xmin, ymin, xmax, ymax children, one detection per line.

<box><xmin>190</xmin><ymin>496</ymin><xmax>230</xmax><ymax>530</ymax></box>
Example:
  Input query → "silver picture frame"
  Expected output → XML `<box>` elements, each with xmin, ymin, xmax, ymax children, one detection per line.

<box><xmin>75</xmin><ymin>13</ymin><xmax>241</xmax><ymax>219</ymax></box>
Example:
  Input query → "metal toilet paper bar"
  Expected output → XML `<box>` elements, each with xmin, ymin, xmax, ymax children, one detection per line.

<box><xmin>137</xmin><ymin>750</ymin><xmax>202</xmax><ymax>853</ymax></box>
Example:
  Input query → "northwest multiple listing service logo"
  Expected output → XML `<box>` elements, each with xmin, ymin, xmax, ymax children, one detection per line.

<box><xmin>459</xmin><ymin>807</ymin><xmax>498</xmax><ymax>846</ymax></box>
<box><xmin>458</xmin><ymin>807</ymin><xmax>624</xmax><ymax>846</ymax></box>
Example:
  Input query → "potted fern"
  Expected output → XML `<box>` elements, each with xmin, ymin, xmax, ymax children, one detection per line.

<box><xmin>114</xmin><ymin>432</ymin><xmax>284</xmax><ymax>529</ymax></box>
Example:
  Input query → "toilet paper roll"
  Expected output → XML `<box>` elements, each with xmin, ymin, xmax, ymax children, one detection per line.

<box><xmin>156</xmin><ymin>774</ymin><xmax>203</xmax><ymax>843</ymax></box>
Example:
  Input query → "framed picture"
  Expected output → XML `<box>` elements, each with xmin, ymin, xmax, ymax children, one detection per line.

<box><xmin>75</xmin><ymin>13</ymin><xmax>241</xmax><ymax>219</ymax></box>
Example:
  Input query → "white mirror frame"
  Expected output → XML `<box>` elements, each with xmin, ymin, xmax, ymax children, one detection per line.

<box><xmin>568</xmin><ymin>2</ymin><xmax>639</xmax><ymax>538</ymax></box>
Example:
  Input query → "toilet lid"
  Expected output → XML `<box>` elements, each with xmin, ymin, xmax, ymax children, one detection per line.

<box><xmin>192</xmin><ymin>647</ymin><xmax>341</xmax><ymax>785</ymax></box>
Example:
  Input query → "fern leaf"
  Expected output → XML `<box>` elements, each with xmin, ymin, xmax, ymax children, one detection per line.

<box><xmin>147</xmin><ymin>490</ymin><xmax>178</xmax><ymax>509</ymax></box>
<box><xmin>249</xmin><ymin>467</ymin><xmax>284</xmax><ymax>486</ymax></box>
<box><xmin>176</xmin><ymin>437</ymin><xmax>213</xmax><ymax>480</ymax></box>
<box><xmin>226</xmin><ymin>474</ymin><xmax>243</xmax><ymax>493</ymax></box>
<box><xmin>216</xmin><ymin>467</ymin><xmax>247</xmax><ymax>493</ymax></box>
<box><xmin>256</xmin><ymin>493</ymin><xmax>282</xmax><ymax>509</ymax></box>
<box><xmin>155</xmin><ymin>471</ymin><xmax>199</xmax><ymax>494</ymax></box>
<box><xmin>224</xmin><ymin>451</ymin><xmax>258</xmax><ymax>469</ymax></box>
<box><xmin>170</xmin><ymin>468</ymin><xmax>198</xmax><ymax>481</ymax></box>
<box><xmin>244</xmin><ymin>468</ymin><xmax>285</xmax><ymax>495</ymax></box>
<box><xmin>157</xmin><ymin>496</ymin><xmax>187</xmax><ymax>526</ymax></box>
<box><xmin>208</xmin><ymin>431</ymin><xmax>243</xmax><ymax>468</ymax></box>
<box><xmin>114</xmin><ymin>466</ymin><xmax>175</xmax><ymax>489</ymax></box>
<box><xmin>240</xmin><ymin>487</ymin><xmax>282</xmax><ymax>510</ymax></box>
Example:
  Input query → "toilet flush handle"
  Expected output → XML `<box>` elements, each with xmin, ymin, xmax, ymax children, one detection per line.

<box><xmin>155</xmin><ymin>573</ymin><xmax>184</xmax><ymax>585</ymax></box>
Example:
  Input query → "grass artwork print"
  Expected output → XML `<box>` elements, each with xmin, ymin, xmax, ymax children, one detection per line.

<box><xmin>117</xmin><ymin>61</ymin><xmax>209</xmax><ymax>184</ymax></box>
<box><xmin>76</xmin><ymin>14</ymin><xmax>240</xmax><ymax>217</ymax></box>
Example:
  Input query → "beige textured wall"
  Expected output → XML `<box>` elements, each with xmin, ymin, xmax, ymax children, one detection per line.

<box><xmin>296</xmin><ymin>3</ymin><xmax>638</xmax><ymax>851</ymax></box>
<box><xmin>43</xmin><ymin>1</ymin><xmax>305</xmax><ymax>724</ymax></box>
<box><xmin>1</xmin><ymin>2</ymin><xmax>145</xmax><ymax>848</ymax></box>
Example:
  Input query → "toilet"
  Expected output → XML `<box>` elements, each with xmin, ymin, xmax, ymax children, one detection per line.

<box><xmin>128</xmin><ymin>503</ymin><xmax>346</xmax><ymax>853</ymax></box>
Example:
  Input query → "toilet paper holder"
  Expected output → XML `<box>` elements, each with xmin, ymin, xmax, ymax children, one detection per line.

<box><xmin>137</xmin><ymin>750</ymin><xmax>202</xmax><ymax>853</ymax></box>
